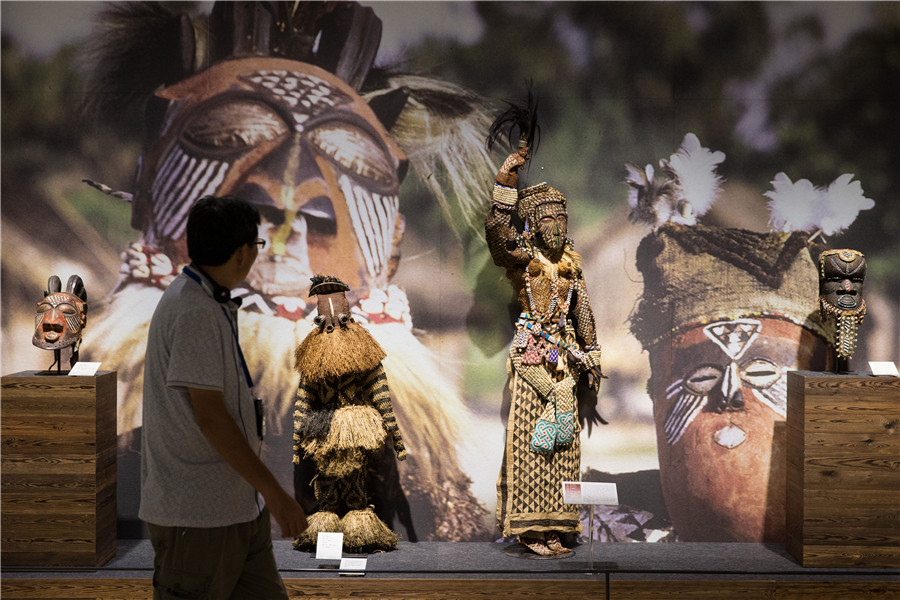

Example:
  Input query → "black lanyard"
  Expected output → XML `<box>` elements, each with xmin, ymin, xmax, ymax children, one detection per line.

<box><xmin>182</xmin><ymin>267</ymin><xmax>255</xmax><ymax>389</ymax></box>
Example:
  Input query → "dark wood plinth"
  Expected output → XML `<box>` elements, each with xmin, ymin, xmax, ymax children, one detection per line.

<box><xmin>1</xmin><ymin>370</ymin><xmax>117</xmax><ymax>566</ymax></box>
<box><xmin>786</xmin><ymin>370</ymin><xmax>900</xmax><ymax>568</ymax></box>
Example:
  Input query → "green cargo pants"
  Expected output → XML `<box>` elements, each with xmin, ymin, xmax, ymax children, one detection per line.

<box><xmin>147</xmin><ymin>507</ymin><xmax>288</xmax><ymax>600</ymax></box>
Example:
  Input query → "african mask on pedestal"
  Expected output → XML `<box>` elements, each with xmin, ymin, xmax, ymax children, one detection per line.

<box><xmin>818</xmin><ymin>249</ymin><xmax>866</xmax><ymax>362</ymax></box>
<box><xmin>32</xmin><ymin>275</ymin><xmax>88</xmax><ymax>369</ymax></box>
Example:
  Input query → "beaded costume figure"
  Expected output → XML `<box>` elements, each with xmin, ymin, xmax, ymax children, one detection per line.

<box><xmin>292</xmin><ymin>275</ymin><xmax>406</xmax><ymax>553</ymax></box>
<box><xmin>486</xmin><ymin>144</ymin><xmax>603</xmax><ymax>557</ymax></box>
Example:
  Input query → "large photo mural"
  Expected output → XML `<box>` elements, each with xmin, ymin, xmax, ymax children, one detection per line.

<box><xmin>3</xmin><ymin>1</ymin><xmax>898</xmax><ymax>546</ymax></box>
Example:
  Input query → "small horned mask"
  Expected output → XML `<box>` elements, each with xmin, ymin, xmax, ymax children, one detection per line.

<box><xmin>33</xmin><ymin>275</ymin><xmax>88</xmax><ymax>363</ymax></box>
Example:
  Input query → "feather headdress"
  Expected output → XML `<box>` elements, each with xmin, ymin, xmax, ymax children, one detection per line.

<box><xmin>765</xmin><ymin>172</ymin><xmax>874</xmax><ymax>236</ymax></box>
<box><xmin>624</xmin><ymin>133</ymin><xmax>725</xmax><ymax>229</ymax></box>
<box><xmin>372</xmin><ymin>73</ymin><xmax>496</xmax><ymax>237</ymax></box>
<box><xmin>661</xmin><ymin>133</ymin><xmax>726</xmax><ymax>223</ymax></box>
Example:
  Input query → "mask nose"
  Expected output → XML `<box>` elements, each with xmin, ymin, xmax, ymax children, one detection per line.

<box><xmin>719</xmin><ymin>362</ymin><xmax>745</xmax><ymax>411</ymax></box>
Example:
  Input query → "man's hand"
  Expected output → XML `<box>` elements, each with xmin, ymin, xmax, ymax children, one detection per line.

<box><xmin>264</xmin><ymin>488</ymin><xmax>309</xmax><ymax>539</ymax></box>
<box><xmin>190</xmin><ymin>388</ymin><xmax>308</xmax><ymax>538</ymax></box>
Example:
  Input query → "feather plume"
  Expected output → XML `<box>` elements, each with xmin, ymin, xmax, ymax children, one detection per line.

<box><xmin>486</xmin><ymin>81</ymin><xmax>540</xmax><ymax>155</ymax></box>
<box><xmin>370</xmin><ymin>73</ymin><xmax>496</xmax><ymax>237</ymax></box>
<box><xmin>765</xmin><ymin>172</ymin><xmax>874</xmax><ymax>235</ymax></box>
<box><xmin>624</xmin><ymin>162</ymin><xmax>678</xmax><ymax>229</ymax></box>
<box><xmin>819</xmin><ymin>174</ymin><xmax>875</xmax><ymax>236</ymax></box>
<box><xmin>82</xmin><ymin>179</ymin><xmax>133</xmax><ymax>202</ymax></box>
<box><xmin>764</xmin><ymin>172</ymin><xmax>819</xmax><ymax>233</ymax></box>
<box><xmin>82</xmin><ymin>2</ymin><xmax>194</xmax><ymax>120</ymax></box>
<box><xmin>623</xmin><ymin>133</ymin><xmax>724</xmax><ymax>230</ymax></box>
<box><xmin>661</xmin><ymin>133</ymin><xmax>726</xmax><ymax>223</ymax></box>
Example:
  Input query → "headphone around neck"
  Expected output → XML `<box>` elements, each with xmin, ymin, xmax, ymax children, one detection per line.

<box><xmin>187</xmin><ymin>265</ymin><xmax>233</xmax><ymax>304</ymax></box>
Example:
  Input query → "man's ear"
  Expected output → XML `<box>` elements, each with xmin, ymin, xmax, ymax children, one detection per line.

<box><xmin>232</xmin><ymin>243</ymin><xmax>250</xmax><ymax>267</ymax></box>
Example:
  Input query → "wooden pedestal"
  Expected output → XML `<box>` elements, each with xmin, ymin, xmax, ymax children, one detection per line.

<box><xmin>1</xmin><ymin>370</ymin><xmax>117</xmax><ymax>566</ymax></box>
<box><xmin>786</xmin><ymin>370</ymin><xmax>900</xmax><ymax>568</ymax></box>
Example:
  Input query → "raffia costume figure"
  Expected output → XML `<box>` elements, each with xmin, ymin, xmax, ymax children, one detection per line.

<box><xmin>292</xmin><ymin>276</ymin><xmax>406</xmax><ymax>553</ymax></box>
<box><xmin>487</xmin><ymin>148</ymin><xmax>603</xmax><ymax>556</ymax></box>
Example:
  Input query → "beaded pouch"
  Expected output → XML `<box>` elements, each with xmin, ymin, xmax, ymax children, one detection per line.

<box><xmin>529</xmin><ymin>403</ymin><xmax>557</xmax><ymax>453</ymax></box>
<box><xmin>554</xmin><ymin>377</ymin><xmax>576</xmax><ymax>444</ymax></box>
<box><xmin>555</xmin><ymin>410</ymin><xmax>575</xmax><ymax>444</ymax></box>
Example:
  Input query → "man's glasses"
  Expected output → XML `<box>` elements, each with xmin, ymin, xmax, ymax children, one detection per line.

<box><xmin>250</xmin><ymin>238</ymin><xmax>266</xmax><ymax>249</ymax></box>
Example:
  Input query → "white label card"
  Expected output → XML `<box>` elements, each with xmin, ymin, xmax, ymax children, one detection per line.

<box><xmin>68</xmin><ymin>362</ymin><xmax>100</xmax><ymax>376</ymax></box>
<box><xmin>315</xmin><ymin>532</ymin><xmax>343</xmax><ymax>560</ymax></box>
<box><xmin>562</xmin><ymin>481</ymin><xmax>618</xmax><ymax>506</ymax></box>
<box><xmin>869</xmin><ymin>361</ymin><xmax>899</xmax><ymax>376</ymax></box>
<box><xmin>339</xmin><ymin>557</ymin><xmax>367</xmax><ymax>571</ymax></box>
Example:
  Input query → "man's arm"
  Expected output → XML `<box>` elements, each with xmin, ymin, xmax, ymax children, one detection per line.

<box><xmin>189</xmin><ymin>387</ymin><xmax>308</xmax><ymax>538</ymax></box>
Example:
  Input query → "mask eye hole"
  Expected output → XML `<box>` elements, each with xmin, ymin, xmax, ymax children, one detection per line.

<box><xmin>683</xmin><ymin>364</ymin><xmax>724</xmax><ymax>394</ymax></box>
<box><xmin>740</xmin><ymin>358</ymin><xmax>782</xmax><ymax>389</ymax></box>
<box><xmin>36</xmin><ymin>303</ymin><xmax>53</xmax><ymax>313</ymax></box>
<box><xmin>182</xmin><ymin>100</ymin><xmax>289</xmax><ymax>152</ymax></box>
<box><xmin>307</xmin><ymin>122</ymin><xmax>398</xmax><ymax>189</ymax></box>
<box><xmin>57</xmin><ymin>303</ymin><xmax>77</xmax><ymax>315</ymax></box>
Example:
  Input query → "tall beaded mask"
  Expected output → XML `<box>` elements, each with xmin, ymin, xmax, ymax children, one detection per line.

<box><xmin>818</xmin><ymin>249</ymin><xmax>866</xmax><ymax>359</ymax></box>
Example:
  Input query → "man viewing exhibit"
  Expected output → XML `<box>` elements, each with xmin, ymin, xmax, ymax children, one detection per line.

<box><xmin>140</xmin><ymin>195</ymin><xmax>308</xmax><ymax>599</ymax></box>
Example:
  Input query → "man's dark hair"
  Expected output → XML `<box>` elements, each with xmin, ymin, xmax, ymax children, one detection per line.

<box><xmin>186</xmin><ymin>195</ymin><xmax>261</xmax><ymax>266</ymax></box>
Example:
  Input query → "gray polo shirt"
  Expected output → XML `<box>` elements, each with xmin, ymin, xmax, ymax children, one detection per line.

<box><xmin>139</xmin><ymin>268</ymin><xmax>261</xmax><ymax>527</ymax></box>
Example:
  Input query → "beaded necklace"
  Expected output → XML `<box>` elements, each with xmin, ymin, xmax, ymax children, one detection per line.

<box><xmin>558</xmin><ymin>278</ymin><xmax>574</xmax><ymax>328</ymax></box>
<box><xmin>524</xmin><ymin>268</ymin><xmax>557</xmax><ymax>324</ymax></box>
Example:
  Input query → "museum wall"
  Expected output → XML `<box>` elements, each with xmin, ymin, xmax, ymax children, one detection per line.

<box><xmin>2</xmin><ymin>1</ymin><xmax>898</xmax><ymax>544</ymax></box>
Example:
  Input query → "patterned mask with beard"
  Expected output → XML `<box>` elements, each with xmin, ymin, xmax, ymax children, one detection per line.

<box><xmin>82</xmin><ymin>1</ymin><xmax>498</xmax><ymax>543</ymax></box>
<box><xmin>310</xmin><ymin>276</ymin><xmax>353</xmax><ymax>334</ymax></box>
<box><xmin>294</xmin><ymin>276</ymin><xmax>386</xmax><ymax>382</ymax></box>
<box><xmin>818</xmin><ymin>249</ymin><xmax>867</xmax><ymax>360</ymax></box>
<box><xmin>131</xmin><ymin>58</ymin><xmax>407</xmax><ymax>318</ymax></box>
